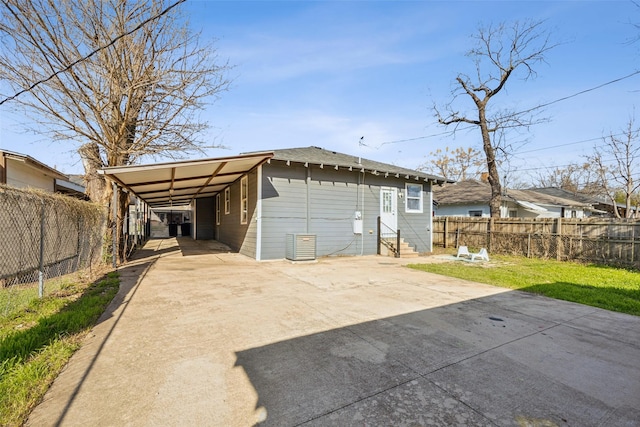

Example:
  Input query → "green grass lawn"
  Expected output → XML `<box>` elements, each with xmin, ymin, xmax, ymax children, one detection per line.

<box><xmin>0</xmin><ymin>271</ymin><xmax>119</xmax><ymax>427</ymax></box>
<box><xmin>408</xmin><ymin>255</ymin><xmax>640</xmax><ymax>316</ymax></box>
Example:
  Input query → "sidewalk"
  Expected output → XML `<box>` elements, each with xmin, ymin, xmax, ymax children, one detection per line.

<box><xmin>28</xmin><ymin>238</ymin><xmax>640</xmax><ymax>426</ymax></box>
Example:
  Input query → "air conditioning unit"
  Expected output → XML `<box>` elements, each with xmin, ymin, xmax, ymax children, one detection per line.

<box><xmin>286</xmin><ymin>233</ymin><xmax>317</xmax><ymax>261</ymax></box>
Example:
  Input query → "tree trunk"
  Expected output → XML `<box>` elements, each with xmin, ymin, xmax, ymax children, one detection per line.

<box><xmin>79</xmin><ymin>143</ymin><xmax>108</xmax><ymax>204</ymax></box>
<box><xmin>81</xmin><ymin>143</ymin><xmax>131</xmax><ymax>264</ymax></box>
<box><xmin>479</xmin><ymin>108</ymin><xmax>502</xmax><ymax>217</ymax></box>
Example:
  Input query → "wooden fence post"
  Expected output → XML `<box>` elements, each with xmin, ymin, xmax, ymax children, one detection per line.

<box><xmin>555</xmin><ymin>217</ymin><xmax>563</xmax><ymax>261</ymax></box>
<box><xmin>488</xmin><ymin>218</ymin><xmax>493</xmax><ymax>252</ymax></box>
<box><xmin>444</xmin><ymin>217</ymin><xmax>449</xmax><ymax>248</ymax></box>
<box><xmin>632</xmin><ymin>224</ymin><xmax>636</xmax><ymax>264</ymax></box>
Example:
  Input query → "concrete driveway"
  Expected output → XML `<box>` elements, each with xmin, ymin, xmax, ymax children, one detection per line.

<box><xmin>28</xmin><ymin>238</ymin><xmax>640</xmax><ymax>426</ymax></box>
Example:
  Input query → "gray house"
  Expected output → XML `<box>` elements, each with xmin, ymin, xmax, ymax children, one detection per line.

<box><xmin>101</xmin><ymin>146</ymin><xmax>448</xmax><ymax>260</ymax></box>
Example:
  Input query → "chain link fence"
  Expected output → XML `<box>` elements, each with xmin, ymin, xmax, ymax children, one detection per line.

<box><xmin>0</xmin><ymin>185</ymin><xmax>106</xmax><ymax>315</ymax></box>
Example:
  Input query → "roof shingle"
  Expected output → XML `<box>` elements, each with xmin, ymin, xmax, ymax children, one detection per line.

<box><xmin>255</xmin><ymin>146</ymin><xmax>449</xmax><ymax>183</ymax></box>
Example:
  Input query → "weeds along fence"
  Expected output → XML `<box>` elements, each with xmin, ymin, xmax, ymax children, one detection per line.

<box><xmin>0</xmin><ymin>185</ymin><xmax>106</xmax><ymax>300</ymax></box>
<box><xmin>433</xmin><ymin>216</ymin><xmax>640</xmax><ymax>268</ymax></box>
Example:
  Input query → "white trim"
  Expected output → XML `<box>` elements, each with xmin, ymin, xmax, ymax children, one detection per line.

<box><xmin>380</xmin><ymin>187</ymin><xmax>397</xmax><ymax>237</ymax></box>
<box><xmin>516</xmin><ymin>200</ymin><xmax>547</xmax><ymax>212</ymax></box>
<box><xmin>99</xmin><ymin>152</ymin><xmax>273</xmax><ymax>174</ymax></box>
<box><xmin>216</xmin><ymin>194</ymin><xmax>221</xmax><ymax>225</ymax></box>
<box><xmin>224</xmin><ymin>187</ymin><xmax>230</xmax><ymax>214</ymax></box>
<box><xmin>256</xmin><ymin>165</ymin><xmax>263</xmax><ymax>261</ymax></box>
<box><xmin>405</xmin><ymin>183</ymin><xmax>423</xmax><ymax>213</ymax></box>
<box><xmin>240</xmin><ymin>175</ymin><xmax>248</xmax><ymax>224</ymax></box>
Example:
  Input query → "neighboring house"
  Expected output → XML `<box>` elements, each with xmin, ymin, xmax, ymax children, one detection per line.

<box><xmin>530</xmin><ymin>187</ymin><xmax>628</xmax><ymax>218</ymax></box>
<box><xmin>433</xmin><ymin>180</ymin><xmax>601</xmax><ymax>218</ymax></box>
<box><xmin>0</xmin><ymin>150</ymin><xmax>86</xmax><ymax>198</ymax></box>
<box><xmin>100</xmin><ymin>146</ymin><xmax>449</xmax><ymax>260</ymax></box>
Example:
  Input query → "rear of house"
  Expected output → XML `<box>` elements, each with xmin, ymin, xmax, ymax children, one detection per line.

<box><xmin>204</xmin><ymin>147</ymin><xmax>447</xmax><ymax>260</ymax></box>
<box><xmin>102</xmin><ymin>146</ymin><xmax>448</xmax><ymax>261</ymax></box>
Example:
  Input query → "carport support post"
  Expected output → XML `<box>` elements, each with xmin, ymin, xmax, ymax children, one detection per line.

<box><xmin>112</xmin><ymin>181</ymin><xmax>118</xmax><ymax>269</ymax></box>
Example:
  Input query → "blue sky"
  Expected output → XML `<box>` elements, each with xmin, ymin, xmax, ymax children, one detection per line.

<box><xmin>1</xmin><ymin>0</ymin><xmax>639</xmax><ymax>185</ymax></box>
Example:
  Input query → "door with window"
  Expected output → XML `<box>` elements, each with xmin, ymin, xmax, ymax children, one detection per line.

<box><xmin>380</xmin><ymin>187</ymin><xmax>397</xmax><ymax>237</ymax></box>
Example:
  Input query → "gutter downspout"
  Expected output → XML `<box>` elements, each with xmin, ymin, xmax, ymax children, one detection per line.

<box><xmin>427</xmin><ymin>181</ymin><xmax>433</xmax><ymax>253</ymax></box>
<box><xmin>306</xmin><ymin>166</ymin><xmax>311</xmax><ymax>233</ymax></box>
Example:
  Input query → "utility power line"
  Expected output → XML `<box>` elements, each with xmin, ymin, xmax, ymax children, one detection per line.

<box><xmin>0</xmin><ymin>0</ymin><xmax>186</xmax><ymax>107</ymax></box>
<box><xmin>375</xmin><ymin>70</ymin><xmax>640</xmax><ymax>148</ymax></box>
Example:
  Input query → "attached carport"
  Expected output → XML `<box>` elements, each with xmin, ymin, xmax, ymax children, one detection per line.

<box><xmin>99</xmin><ymin>152</ymin><xmax>273</xmax><ymax>240</ymax></box>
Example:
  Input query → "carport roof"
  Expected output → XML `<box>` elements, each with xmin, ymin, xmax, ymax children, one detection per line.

<box><xmin>99</xmin><ymin>152</ymin><xmax>273</xmax><ymax>208</ymax></box>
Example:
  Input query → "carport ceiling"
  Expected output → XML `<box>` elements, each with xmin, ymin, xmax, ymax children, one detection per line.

<box><xmin>99</xmin><ymin>152</ymin><xmax>273</xmax><ymax>208</ymax></box>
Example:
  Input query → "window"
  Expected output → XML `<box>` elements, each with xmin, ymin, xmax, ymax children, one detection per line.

<box><xmin>224</xmin><ymin>187</ymin><xmax>230</xmax><ymax>214</ymax></box>
<box><xmin>240</xmin><ymin>175</ymin><xmax>248</xmax><ymax>224</ymax></box>
<box><xmin>469</xmin><ymin>210</ymin><xmax>483</xmax><ymax>217</ymax></box>
<box><xmin>382</xmin><ymin>191</ymin><xmax>393</xmax><ymax>213</ymax></box>
<box><xmin>216</xmin><ymin>194</ymin><xmax>221</xmax><ymax>225</ymax></box>
<box><xmin>509</xmin><ymin>210</ymin><xmax>518</xmax><ymax>218</ymax></box>
<box><xmin>405</xmin><ymin>183</ymin><xmax>423</xmax><ymax>213</ymax></box>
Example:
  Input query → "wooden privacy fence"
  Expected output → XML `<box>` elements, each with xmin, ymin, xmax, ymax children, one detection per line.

<box><xmin>433</xmin><ymin>217</ymin><xmax>640</xmax><ymax>267</ymax></box>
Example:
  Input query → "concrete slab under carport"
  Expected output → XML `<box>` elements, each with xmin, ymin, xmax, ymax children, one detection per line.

<box><xmin>27</xmin><ymin>238</ymin><xmax>640</xmax><ymax>426</ymax></box>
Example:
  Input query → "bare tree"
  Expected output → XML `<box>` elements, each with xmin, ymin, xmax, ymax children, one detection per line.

<box><xmin>420</xmin><ymin>146</ymin><xmax>484</xmax><ymax>182</ymax></box>
<box><xmin>0</xmin><ymin>0</ymin><xmax>230</xmax><ymax>261</ymax></box>
<box><xmin>531</xmin><ymin>162</ymin><xmax>602</xmax><ymax>194</ymax></box>
<box><xmin>435</xmin><ymin>20</ymin><xmax>556</xmax><ymax>217</ymax></box>
<box><xmin>588</xmin><ymin>117</ymin><xmax>640</xmax><ymax>218</ymax></box>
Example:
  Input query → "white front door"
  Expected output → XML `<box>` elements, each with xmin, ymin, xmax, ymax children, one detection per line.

<box><xmin>380</xmin><ymin>187</ymin><xmax>397</xmax><ymax>237</ymax></box>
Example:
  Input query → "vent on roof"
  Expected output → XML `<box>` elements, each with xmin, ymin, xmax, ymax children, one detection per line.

<box><xmin>286</xmin><ymin>233</ymin><xmax>316</xmax><ymax>261</ymax></box>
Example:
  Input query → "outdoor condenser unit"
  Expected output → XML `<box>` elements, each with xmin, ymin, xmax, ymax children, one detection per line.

<box><xmin>286</xmin><ymin>233</ymin><xmax>317</xmax><ymax>261</ymax></box>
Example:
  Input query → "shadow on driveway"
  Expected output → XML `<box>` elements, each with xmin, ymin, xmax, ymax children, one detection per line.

<box><xmin>235</xmin><ymin>290</ymin><xmax>640</xmax><ymax>426</ymax></box>
<box><xmin>27</xmin><ymin>243</ymin><xmax>640</xmax><ymax>427</ymax></box>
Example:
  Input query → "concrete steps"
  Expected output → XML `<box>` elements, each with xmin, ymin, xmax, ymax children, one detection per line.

<box><xmin>381</xmin><ymin>238</ymin><xmax>420</xmax><ymax>258</ymax></box>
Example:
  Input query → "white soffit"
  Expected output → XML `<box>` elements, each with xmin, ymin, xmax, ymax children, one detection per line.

<box><xmin>515</xmin><ymin>200</ymin><xmax>548</xmax><ymax>213</ymax></box>
<box><xmin>99</xmin><ymin>152</ymin><xmax>273</xmax><ymax>208</ymax></box>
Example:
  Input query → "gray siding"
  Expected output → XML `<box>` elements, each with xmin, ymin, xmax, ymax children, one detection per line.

<box><xmin>366</xmin><ymin>175</ymin><xmax>433</xmax><ymax>254</ymax></box>
<box><xmin>195</xmin><ymin>197</ymin><xmax>215</xmax><ymax>239</ymax></box>
<box><xmin>260</xmin><ymin>164</ymin><xmax>309</xmax><ymax>260</ymax></box>
<box><xmin>216</xmin><ymin>169</ymin><xmax>258</xmax><ymax>258</ymax></box>
<box><xmin>259</xmin><ymin>162</ymin><xmax>434</xmax><ymax>260</ymax></box>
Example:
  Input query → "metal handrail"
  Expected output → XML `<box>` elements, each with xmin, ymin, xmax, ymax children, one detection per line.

<box><xmin>377</xmin><ymin>216</ymin><xmax>401</xmax><ymax>258</ymax></box>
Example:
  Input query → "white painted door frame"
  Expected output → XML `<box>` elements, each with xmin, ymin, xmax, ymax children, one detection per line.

<box><xmin>380</xmin><ymin>187</ymin><xmax>397</xmax><ymax>237</ymax></box>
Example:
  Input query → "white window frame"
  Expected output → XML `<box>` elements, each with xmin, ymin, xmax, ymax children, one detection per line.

<box><xmin>405</xmin><ymin>183</ymin><xmax>423</xmax><ymax>213</ymax></box>
<box><xmin>224</xmin><ymin>187</ymin><xmax>230</xmax><ymax>215</ymax></box>
<box><xmin>216</xmin><ymin>194</ymin><xmax>221</xmax><ymax>225</ymax></box>
<box><xmin>240</xmin><ymin>175</ymin><xmax>248</xmax><ymax>225</ymax></box>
